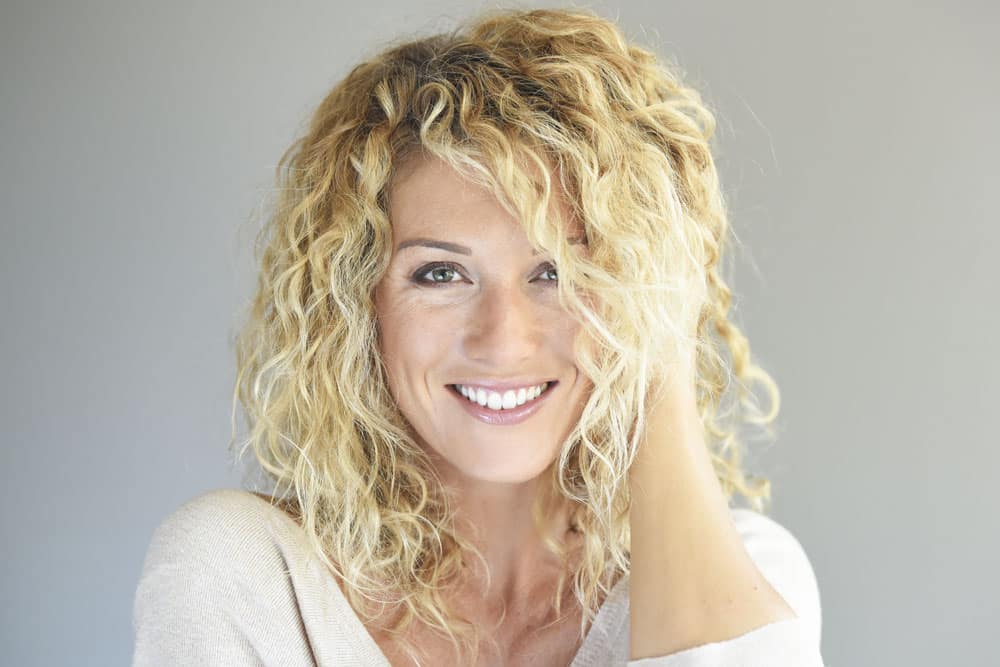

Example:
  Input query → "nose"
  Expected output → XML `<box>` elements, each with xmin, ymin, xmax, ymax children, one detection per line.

<box><xmin>463</xmin><ymin>281</ymin><xmax>543</xmax><ymax>367</ymax></box>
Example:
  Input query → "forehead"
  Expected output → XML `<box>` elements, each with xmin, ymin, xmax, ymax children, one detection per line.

<box><xmin>388</xmin><ymin>156</ymin><xmax>496</xmax><ymax>228</ymax></box>
<box><xmin>386</xmin><ymin>154</ymin><xmax>582</xmax><ymax>238</ymax></box>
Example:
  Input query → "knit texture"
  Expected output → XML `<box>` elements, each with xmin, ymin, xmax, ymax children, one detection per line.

<box><xmin>133</xmin><ymin>489</ymin><xmax>824</xmax><ymax>666</ymax></box>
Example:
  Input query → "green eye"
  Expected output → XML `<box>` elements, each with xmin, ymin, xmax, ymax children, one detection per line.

<box><xmin>537</xmin><ymin>263</ymin><xmax>558</xmax><ymax>282</ymax></box>
<box><xmin>412</xmin><ymin>262</ymin><xmax>463</xmax><ymax>286</ymax></box>
<box><xmin>428</xmin><ymin>267</ymin><xmax>457</xmax><ymax>282</ymax></box>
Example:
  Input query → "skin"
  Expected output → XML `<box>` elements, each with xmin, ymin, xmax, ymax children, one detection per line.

<box><xmin>629</xmin><ymin>357</ymin><xmax>798</xmax><ymax>658</ymax></box>
<box><xmin>374</xmin><ymin>153</ymin><xmax>797</xmax><ymax>662</ymax></box>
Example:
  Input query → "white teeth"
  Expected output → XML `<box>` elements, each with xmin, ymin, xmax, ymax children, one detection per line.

<box><xmin>455</xmin><ymin>382</ymin><xmax>549</xmax><ymax>411</ymax></box>
<box><xmin>502</xmin><ymin>390</ymin><xmax>518</xmax><ymax>409</ymax></box>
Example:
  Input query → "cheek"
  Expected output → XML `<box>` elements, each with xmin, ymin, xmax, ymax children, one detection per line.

<box><xmin>546</xmin><ymin>311</ymin><xmax>585</xmax><ymax>359</ymax></box>
<box><xmin>376</xmin><ymin>302</ymin><xmax>453</xmax><ymax>386</ymax></box>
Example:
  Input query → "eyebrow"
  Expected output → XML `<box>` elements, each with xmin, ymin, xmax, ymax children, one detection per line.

<box><xmin>396</xmin><ymin>236</ymin><xmax>587</xmax><ymax>256</ymax></box>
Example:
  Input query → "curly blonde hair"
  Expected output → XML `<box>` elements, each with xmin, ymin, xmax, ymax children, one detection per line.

<box><xmin>231</xmin><ymin>7</ymin><xmax>780</xmax><ymax>664</ymax></box>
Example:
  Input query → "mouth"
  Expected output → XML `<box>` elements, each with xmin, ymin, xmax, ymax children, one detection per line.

<box><xmin>446</xmin><ymin>381</ymin><xmax>559</xmax><ymax>426</ymax></box>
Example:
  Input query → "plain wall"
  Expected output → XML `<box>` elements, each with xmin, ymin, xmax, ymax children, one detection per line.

<box><xmin>2</xmin><ymin>1</ymin><xmax>997</xmax><ymax>665</ymax></box>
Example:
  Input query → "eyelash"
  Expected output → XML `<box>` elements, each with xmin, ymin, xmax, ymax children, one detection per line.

<box><xmin>410</xmin><ymin>262</ymin><xmax>558</xmax><ymax>287</ymax></box>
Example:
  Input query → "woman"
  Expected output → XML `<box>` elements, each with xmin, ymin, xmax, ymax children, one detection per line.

<box><xmin>133</xmin><ymin>8</ymin><xmax>823</xmax><ymax>666</ymax></box>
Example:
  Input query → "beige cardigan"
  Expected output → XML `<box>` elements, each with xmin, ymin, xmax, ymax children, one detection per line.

<box><xmin>132</xmin><ymin>489</ymin><xmax>824</xmax><ymax>666</ymax></box>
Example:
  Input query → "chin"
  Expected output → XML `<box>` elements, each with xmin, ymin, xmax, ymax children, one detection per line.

<box><xmin>424</xmin><ymin>437</ymin><xmax>561</xmax><ymax>486</ymax></box>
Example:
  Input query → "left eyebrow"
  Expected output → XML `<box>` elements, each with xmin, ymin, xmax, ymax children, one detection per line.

<box><xmin>534</xmin><ymin>235</ymin><xmax>588</xmax><ymax>255</ymax></box>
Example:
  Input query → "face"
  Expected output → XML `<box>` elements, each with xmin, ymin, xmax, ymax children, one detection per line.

<box><xmin>374</xmin><ymin>155</ymin><xmax>592</xmax><ymax>485</ymax></box>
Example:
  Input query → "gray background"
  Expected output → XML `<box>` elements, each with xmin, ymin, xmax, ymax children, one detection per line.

<box><xmin>2</xmin><ymin>0</ymin><xmax>996</xmax><ymax>665</ymax></box>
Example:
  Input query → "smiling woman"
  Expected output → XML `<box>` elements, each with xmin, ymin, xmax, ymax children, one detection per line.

<box><xmin>133</xmin><ymin>7</ymin><xmax>823</xmax><ymax>667</ymax></box>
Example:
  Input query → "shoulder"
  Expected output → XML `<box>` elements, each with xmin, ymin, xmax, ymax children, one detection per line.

<box><xmin>729</xmin><ymin>507</ymin><xmax>824</xmax><ymax>646</ymax></box>
<box><xmin>135</xmin><ymin>489</ymin><xmax>301</xmax><ymax>596</ymax></box>
<box><xmin>133</xmin><ymin>490</ymin><xmax>320</xmax><ymax>664</ymax></box>
<box><xmin>139</xmin><ymin>489</ymin><xmax>295</xmax><ymax>573</ymax></box>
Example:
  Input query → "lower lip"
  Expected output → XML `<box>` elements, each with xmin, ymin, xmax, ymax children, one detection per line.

<box><xmin>448</xmin><ymin>382</ymin><xmax>558</xmax><ymax>426</ymax></box>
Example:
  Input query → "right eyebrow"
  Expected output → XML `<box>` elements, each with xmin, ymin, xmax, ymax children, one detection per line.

<box><xmin>395</xmin><ymin>236</ymin><xmax>587</xmax><ymax>255</ymax></box>
<box><xmin>396</xmin><ymin>238</ymin><xmax>472</xmax><ymax>255</ymax></box>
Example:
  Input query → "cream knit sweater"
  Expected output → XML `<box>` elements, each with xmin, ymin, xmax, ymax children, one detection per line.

<box><xmin>133</xmin><ymin>489</ymin><xmax>824</xmax><ymax>666</ymax></box>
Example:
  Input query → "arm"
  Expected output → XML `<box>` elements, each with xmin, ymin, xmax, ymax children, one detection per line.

<box><xmin>628</xmin><ymin>363</ymin><xmax>802</xmax><ymax>660</ymax></box>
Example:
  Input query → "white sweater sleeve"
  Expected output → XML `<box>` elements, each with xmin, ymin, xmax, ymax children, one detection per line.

<box><xmin>626</xmin><ymin>509</ymin><xmax>824</xmax><ymax>667</ymax></box>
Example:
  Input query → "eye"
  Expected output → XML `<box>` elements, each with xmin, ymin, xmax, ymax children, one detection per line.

<box><xmin>411</xmin><ymin>262</ymin><xmax>465</xmax><ymax>286</ymax></box>
<box><xmin>536</xmin><ymin>262</ymin><xmax>558</xmax><ymax>283</ymax></box>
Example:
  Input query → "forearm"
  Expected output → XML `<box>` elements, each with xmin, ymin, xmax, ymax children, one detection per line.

<box><xmin>628</xmin><ymin>379</ymin><xmax>797</xmax><ymax>660</ymax></box>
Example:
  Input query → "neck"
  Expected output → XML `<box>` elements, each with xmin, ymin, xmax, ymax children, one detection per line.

<box><xmin>436</xmin><ymin>465</ymin><xmax>580</xmax><ymax>612</ymax></box>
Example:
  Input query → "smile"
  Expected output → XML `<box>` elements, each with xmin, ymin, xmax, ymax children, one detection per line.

<box><xmin>447</xmin><ymin>381</ymin><xmax>558</xmax><ymax>426</ymax></box>
<box><xmin>453</xmin><ymin>382</ymin><xmax>550</xmax><ymax>410</ymax></box>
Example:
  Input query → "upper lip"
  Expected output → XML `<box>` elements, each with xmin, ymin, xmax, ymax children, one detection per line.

<box><xmin>449</xmin><ymin>379</ymin><xmax>556</xmax><ymax>392</ymax></box>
